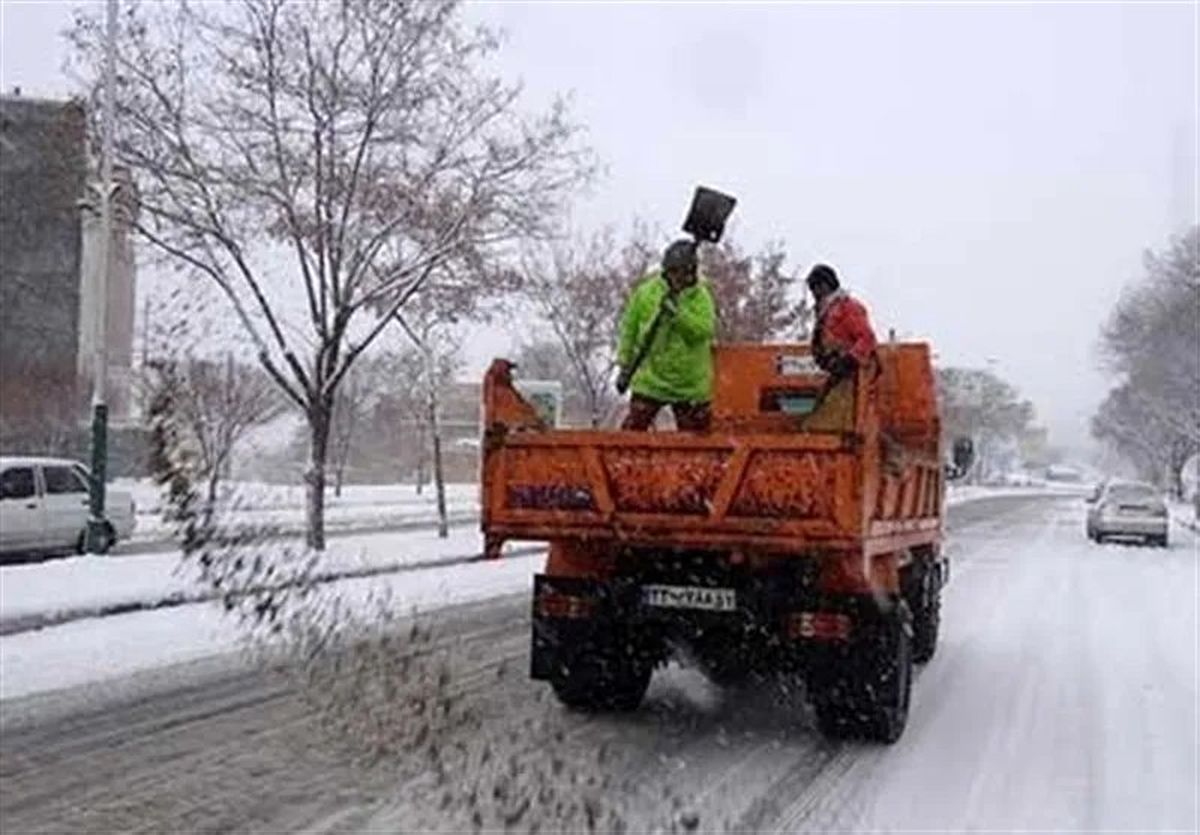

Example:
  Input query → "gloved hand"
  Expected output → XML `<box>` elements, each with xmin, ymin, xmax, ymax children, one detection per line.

<box><xmin>660</xmin><ymin>291</ymin><xmax>680</xmax><ymax>317</ymax></box>
<box><xmin>824</xmin><ymin>352</ymin><xmax>858</xmax><ymax>381</ymax></box>
<box><xmin>616</xmin><ymin>366</ymin><xmax>633</xmax><ymax>395</ymax></box>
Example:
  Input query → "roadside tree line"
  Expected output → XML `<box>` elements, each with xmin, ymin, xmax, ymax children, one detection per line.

<box><xmin>1092</xmin><ymin>227</ymin><xmax>1199</xmax><ymax>497</ymax></box>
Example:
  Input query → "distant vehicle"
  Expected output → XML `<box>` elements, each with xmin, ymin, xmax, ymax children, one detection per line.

<box><xmin>1086</xmin><ymin>480</ymin><xmax>1168</xmax><ymax>547</ymax></box>
<box><xmin>0</xmin><ymin>456</ymin><xmax>136</xmax><ymax>557</ymax></box>
<box><xmin>998</xmin><ymin>470</ymin><xmax>1039</xmax><ymax>487</ymax></box>
<box><xmin>1045</xmin><ymin>464</ymin><xmax>1083</xmax><ymax>483</ymax></box>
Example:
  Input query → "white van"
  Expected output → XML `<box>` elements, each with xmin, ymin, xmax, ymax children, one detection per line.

<box><xmin>0</xmin><ymin>457</ymin><xmax>136</xmax><ymax>557</ymax></box>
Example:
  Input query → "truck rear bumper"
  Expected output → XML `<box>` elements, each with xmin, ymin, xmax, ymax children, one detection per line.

<box><xmin>530</xmin><ymin>573</ymin><xmax>900</xmax><ymax>681</ymax></box>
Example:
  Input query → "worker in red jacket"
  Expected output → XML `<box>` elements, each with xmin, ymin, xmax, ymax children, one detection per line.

<box><xmin>806</xmin><ymin>263</ymin><xmax>878</xmax><ymax>385</ymax></box>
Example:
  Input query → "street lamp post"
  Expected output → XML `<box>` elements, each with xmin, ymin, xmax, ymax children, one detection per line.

<box><xmin>86</xmin><ymin>0</ymin><xmax>118</xmax><ymax>553</ymax></box>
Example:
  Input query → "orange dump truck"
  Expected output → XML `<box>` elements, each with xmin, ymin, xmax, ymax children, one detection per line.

<box><xmin>480</xmin><ymin>342</ymin><xmax>969</xmax><ymax>742</ymax></box>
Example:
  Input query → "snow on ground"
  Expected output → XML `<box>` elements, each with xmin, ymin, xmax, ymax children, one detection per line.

<box><xmin>0</xmin><ymin>526</ymin><xmax>524</xmax><ymax>626</ymax></box>
<box><xmin>945</xmin><ymin>482</ymin><xmax>1089</xmax><ymax>506</ymax></box>
<box><xmin>0</xmin><ymin>548</ymin><xmax>544</xmax><ymax>701</ymax></box>
<box><xmin>115</xmin><ymin>479</ymin><xmax>480</xmax><ymax>516</ymax></box>
<box><xmin>117</xmin><ymin>479</ymin><xmax>480</xmax><ymax>542</ymax></box>
<box><xmin>776</xmin><ymin>501</ymin><xmax>1198</xmax><ymax>833</ymax></box>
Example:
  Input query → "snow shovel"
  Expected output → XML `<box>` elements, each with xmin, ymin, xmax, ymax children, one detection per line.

<box><xmin>616</xmin><ymin>185</ymin><xmax>737</xmax><ymax>395</ymax></box>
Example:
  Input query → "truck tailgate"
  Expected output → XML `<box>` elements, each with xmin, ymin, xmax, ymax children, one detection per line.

<box><xmin>483</xmin><ymin>430</ymin><xmax>861</xmax><ymax>552</ymax></box>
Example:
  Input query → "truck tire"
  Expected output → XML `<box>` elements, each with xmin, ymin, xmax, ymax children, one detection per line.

<box><xmin>812</xmin><ymin>610</ymin><xmax>913</xmax><ymax>744</ymax></box>
<box><xmin>903</xmin><ymin>562</ymin><xmax>940</xmax><ymax>664</ymax></box>
<box><xmin>550</xmin><ymin>640</ymin><xmax>652</xmax><ymax>712</ymax></box>
<box><xmin>702</xmin><ymin>654</ymin><xmax>754</xmax><ymax>687</ymax></box>
<box><xmin>696</xmin><ymin>630</ymin><xmax>754</xmax><ymax>686</ymax></box>
<box><xmin>910</xmin><ymin>578</ymin><xmax>940</xmax><ymax>665</ymax></box>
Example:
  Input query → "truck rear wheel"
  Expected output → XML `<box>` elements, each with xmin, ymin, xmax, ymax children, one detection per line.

<box><xmin>812</xmin><ymin>611</ymin><xmax>913</xmax><ymax>744</ymax></box>
<box><xmin>902</xmin><ymin>560</ymin><xmax>940</xmax><ymax>664</ymax></box>
<box><xmin>910</xmin><ymin>574</ymin><xmax>941</xmax><ymax>664</ymax></box>
<box><xmin>549</xmin><ymin>638</ymin><xmax>652</xmax><ymax>712</ymax></box>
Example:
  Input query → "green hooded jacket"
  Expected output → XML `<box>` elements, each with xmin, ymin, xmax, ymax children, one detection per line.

<box><xmin>616</xmin><ymin>272</ymin><xmax>716</xmax><ymax>403</ymax></box>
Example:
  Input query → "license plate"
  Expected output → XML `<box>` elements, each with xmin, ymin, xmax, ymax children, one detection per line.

<box><xmin>641</xmin><ymin>584</ymin><xmax>737</xmax><ymax>612</ymax></box>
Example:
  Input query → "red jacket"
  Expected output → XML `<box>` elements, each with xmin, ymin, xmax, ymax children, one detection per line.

<box><xmin>813</xmin><ymin>291</ymin><xmax>877</xmax><ymax>368</ymax></box>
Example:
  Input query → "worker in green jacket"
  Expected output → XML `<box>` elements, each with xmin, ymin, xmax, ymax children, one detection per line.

<box><xmin>616</xmin><ymin>239</ymin><xmax>716</xmax><ymax>431</ymax></box>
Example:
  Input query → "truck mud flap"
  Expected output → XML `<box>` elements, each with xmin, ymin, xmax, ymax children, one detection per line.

<box><xmin>531</xmin><ymin>575</ymin><xmax>616</xmax><ymax>680</ymax></box>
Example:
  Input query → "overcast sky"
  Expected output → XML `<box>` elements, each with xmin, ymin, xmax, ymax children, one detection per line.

<box><xmin>1</xmin><ymin>1</ymin><xmax>1196</xmax><ymax>450</ymax></box>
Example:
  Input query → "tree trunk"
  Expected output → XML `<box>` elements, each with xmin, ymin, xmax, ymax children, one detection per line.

<box><xmin>428</xmin><ymin>376</ymin><xmax>448</xmax><ymax>538</ymax></box>
<box><xmin>1168</xmin><ymin>446</ymin><xmax>1188</xmax><ymax>500</ymax></box>
<box><xmin>305</xmin><ymin>401</ymin><xmax>332</xmax><ymax>551</ymax></box>
<box><xmin>334</xmin><ymin>453</ymin><xmax>345</xmax><ymax>498</ymax></box>
<box><xmin>204</xmin><ymin>467</ymin><xmax>221</xmax><ymax>530</ymax></box>
<box><xmin>415</xmin><ymin>423</ymin><xmax>426</xmax><ymax>495</ymax></box>
<box><xmin>333</xmin><ymin>402</ymin><xmax>357</xmax><ymax>499</ymax></box>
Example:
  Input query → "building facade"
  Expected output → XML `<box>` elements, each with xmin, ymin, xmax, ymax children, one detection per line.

<box><xmin>0</xmin><ymin>95</ymin><xmax>87</xmax><ymax>450</ymax></box>
<box><xmin>0</xmin><ymin>93</ymin><xmax>139</xmax><ymax>455</ymax></box>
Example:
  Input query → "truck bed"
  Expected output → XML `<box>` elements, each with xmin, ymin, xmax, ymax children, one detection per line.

<box><xmin>481</xmin><ymin>343</ymin><xmax>944</xmax><ymax>559</ymax></box>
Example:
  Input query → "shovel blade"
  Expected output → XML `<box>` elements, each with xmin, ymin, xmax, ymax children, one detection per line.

<box><xmin>683</xmin><ymin>185</ymin><xmax>737</xmax><ymax>243</ymax></box>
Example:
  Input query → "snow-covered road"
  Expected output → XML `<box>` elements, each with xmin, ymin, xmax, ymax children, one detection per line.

<box><xmin>769</xmin><ymin>496</ymin><xmax>1197</xmax><ymax>832</ymax></box>
<box><xmin>0</xmin><ymin>495</ymin><xmax>1194</xmax><ymax>832</ymax></box>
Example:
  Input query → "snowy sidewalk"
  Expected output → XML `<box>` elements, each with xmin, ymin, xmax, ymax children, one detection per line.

<box><xmin>0</xmin><ymin>550</ymin><xmax>546</xmax><ymax>701</ymax></box>
<box><xmin>0</xmin><ymin>527</ymin><xmax>533</xmax><ymax>635</ymax></box>
<box><xmin>122</xmin><ymin>480</ymin><xmax>480</xmax><ymax>545</ymax></box>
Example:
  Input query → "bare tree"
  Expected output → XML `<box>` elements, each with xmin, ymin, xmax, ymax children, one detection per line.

<box><xmin>701</xmin><ymin>237</ymin><xmax>810</xmax><ymax>342</ymax></box>
<box><xmin>328</xmin><ymin>355</ymin><xmax>391</xmax><ymax>497</ymax></box>
<box><xmin>367</xmin><ymin>346</ymin><xmax>455</xmax><ymax>495</ymax></box>
<box><xmin>70</xmin><ymin>0</ymin><xmax>593</xmax><ymax>549</ymax></box>
<box><xmin>145</xmin><ymin>355</ymin><xmax>286</xmax><ymax>520</ymax></box>
<box><xmin>519</xmin><ymin>223</ymin><xmax>656</xmax><ymax>426</ymax></box>
<box><xmin>1094</xmin><ymin>227</ymin><xmax>1199</xmax><ymax>495</ymax></box>
<box><xmin>393</xmin><ymin>306</ymin><xmax>462</xmax><ymax>537</ymax></box>
<box><xmin>936</xmin><ymin>367</ymin><xmax>1038</xmax><ymax>482</ymax></box>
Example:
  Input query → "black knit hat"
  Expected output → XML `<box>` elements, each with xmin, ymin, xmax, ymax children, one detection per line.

<box><xmin>662</xmin><ymin>239</ymin><xmax>698</xmax><ymax>272</ymax></box>
<box><xmin>806</xmin><ymin>263</ymin><xmax>840</xmax><ymax>292</ymax></box>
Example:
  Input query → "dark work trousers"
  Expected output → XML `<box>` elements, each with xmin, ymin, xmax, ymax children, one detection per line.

<box><xmin>621</xmin><ymin>394</ymin><xmax>712</xmax><ymax>431</ymax></box>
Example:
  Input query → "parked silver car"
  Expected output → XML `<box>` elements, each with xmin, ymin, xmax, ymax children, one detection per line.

<box><xmin>1086</xmin><ymin>480</ymin><xmax>1168</xmax><ymax>547</ymax></box>
<box><xmin>0</xmin><ymin>457</ymin><xmax>136</xmax><ymax>557</ymax></box>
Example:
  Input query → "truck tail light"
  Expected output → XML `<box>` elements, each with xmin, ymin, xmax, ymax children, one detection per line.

<box><xmin>537</xmin><ymin>590</ymin><xmax>596</xmax><ymax>620</ymax></box>
<box><xmin>786</xmin><ymin>612</ymin><xmax>852</xmax><ymax>642</ymax></box>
